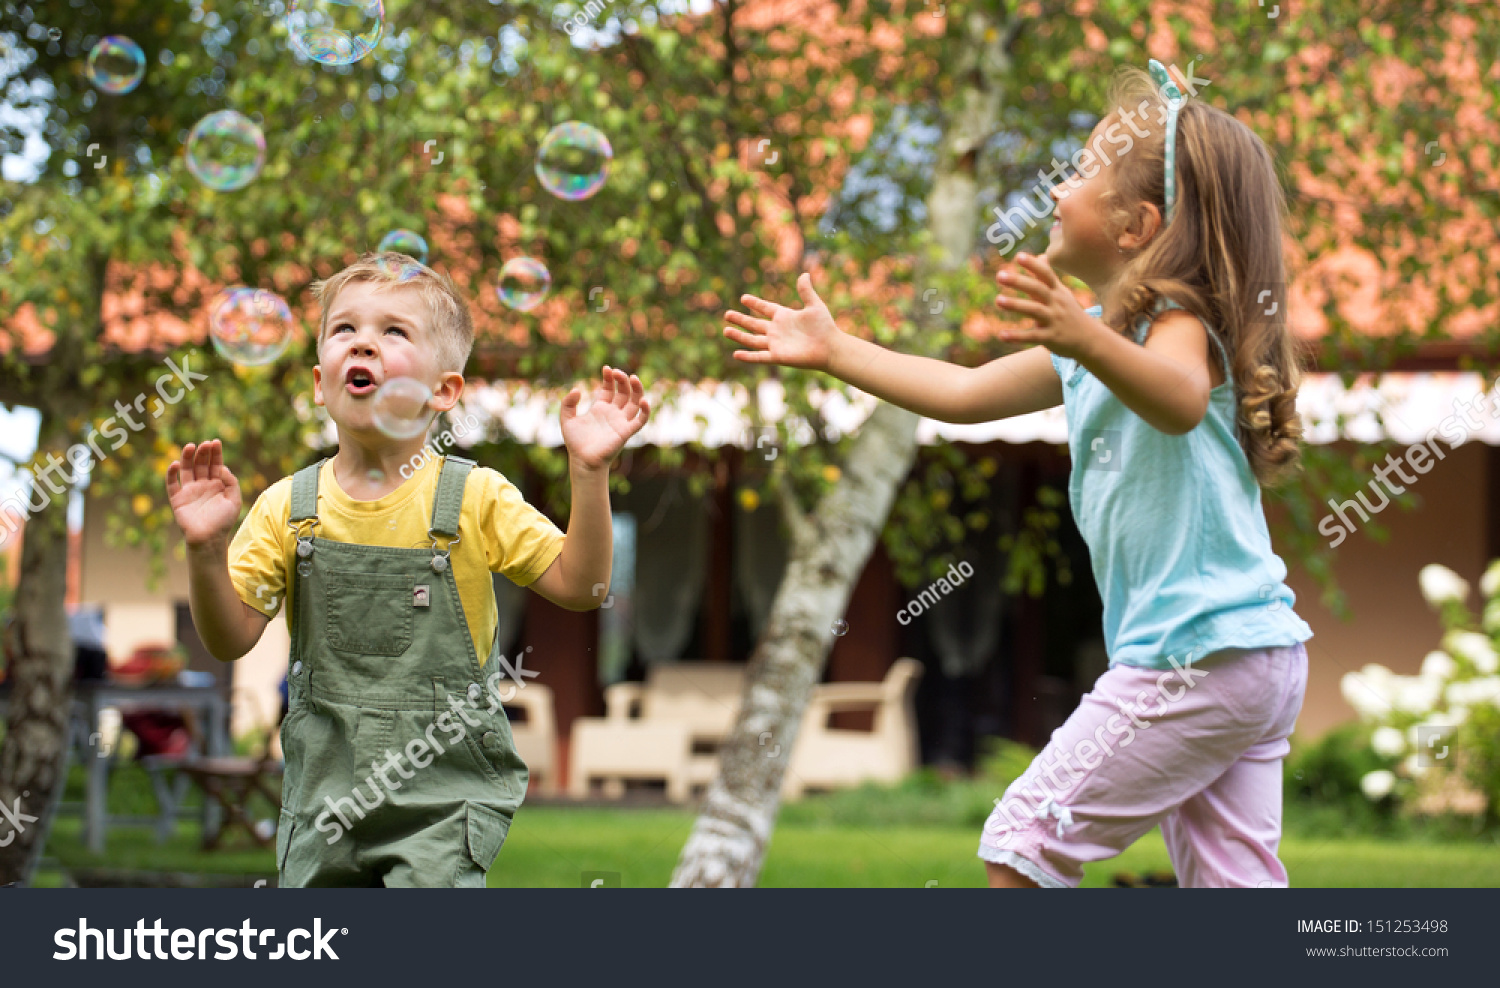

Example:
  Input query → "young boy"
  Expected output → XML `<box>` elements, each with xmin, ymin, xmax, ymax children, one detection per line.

<box><xmin>166</xmin><ymin>253</ymin><xmax>649</xmax><ymax>887</ymax></box>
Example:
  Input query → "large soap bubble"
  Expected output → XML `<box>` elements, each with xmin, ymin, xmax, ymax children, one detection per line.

<box><xmin>377</xmin><ymin>229</ymin><xmax>428</xmax><ymax>264</ymax></box>
<box><xmin>535</xmin><ymin>122</ymin><xmax>613</xmax><ymax>201</ymax></box>
<box><xmin>86</xmin><ymin>36</ymin><xmax>146</xmax><ymax>94</ymax></box>
<box><xmin>209</xmin><ymin>288</ymin><xmax>292</xmax><ymax>366</ymax></box>
<box><xmin>288</xmin><ymin>0</ymin><xmax>385</xmax><ymax>65</ymax></box>
<box><xmin>496</xmin><ymin>257</ymin><xmax>552</xmax><ymax>312</ymax></box>
<box><xmin>185</xmin><ymin>110</ymin><xmax>266</xmax><ymax>191</ymax></box>
<box><xmin>370</xmin><ymin>377</ymin><xmax>435</xmax><ymax>439</ymax></box>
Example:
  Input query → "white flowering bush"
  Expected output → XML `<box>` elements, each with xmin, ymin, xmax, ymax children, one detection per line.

<box><xmin>1338</xmin><ymin>563</ymin><xmax>1500</xmax><ymax>825</ymax></box>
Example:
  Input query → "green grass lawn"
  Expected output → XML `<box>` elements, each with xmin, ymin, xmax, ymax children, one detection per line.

<box><xmin>36</xmin><ymin>804</ymin><xmax>1500</xmax><ymax>888</ymax></box>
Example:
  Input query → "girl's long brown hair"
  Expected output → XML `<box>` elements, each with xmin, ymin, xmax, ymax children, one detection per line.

<box><xmin>1096</xmin><ymin>66</ymin><xmax>1303</xmax><ymax>487</ymax></box>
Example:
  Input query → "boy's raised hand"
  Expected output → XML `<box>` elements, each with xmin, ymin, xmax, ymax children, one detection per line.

<box><xmin>723</xmin><ymin>273</ymin><xmax>840</xmax><ymax>370</ymax></box>
<box><xmin>165</xmin><ymin>440</ymin><xmax>243</xmax><ymax>547</ymax></box>
<box><xmin>560</xmin><ymin>366</ymin><xmax>651</xmax><ymax>471</ymax></box>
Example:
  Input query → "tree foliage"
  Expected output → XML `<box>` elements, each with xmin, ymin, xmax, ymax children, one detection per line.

<box><xmin>0</xmin><ymin>0</ymin><xmax>1493</xmax><ymax>691</ymax></box>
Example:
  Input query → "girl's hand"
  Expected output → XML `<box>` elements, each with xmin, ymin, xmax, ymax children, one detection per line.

<box><xmin>560</xmin><ymin>366</ymin><xmax>651</xmax><ymax>471</ymax></box>
<box><xmin>723</xmin><ymin>273</ymin><xmax>840</xmax><ymax>371</ymax></box>
<box><xmin>165</xmin><ymin>440</ymin><xmax>243</xmax><ymax>547</ymax></box>
<box><xmin>994</xmin><ymin>253</ymin><xmax>1106</xmax><ymax>363</ymax></box>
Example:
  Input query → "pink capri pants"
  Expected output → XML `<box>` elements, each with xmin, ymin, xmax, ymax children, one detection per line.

<box><xmin>978</xmin><ymin>642</ymin><xmax>1308</xmax><ymax>888</ymax></box>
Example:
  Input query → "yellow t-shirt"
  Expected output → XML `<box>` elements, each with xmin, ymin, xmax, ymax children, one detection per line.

<box><xmin>229</xmin><ymin>455</ymin><xmax>564</xmax><ymax>665</ymax></box>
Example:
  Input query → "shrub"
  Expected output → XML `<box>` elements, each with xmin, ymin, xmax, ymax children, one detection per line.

<box><xmin>1335</xmin><ymin>562</ymin><xmax>1500</xmax><ymax>828</ymax></box>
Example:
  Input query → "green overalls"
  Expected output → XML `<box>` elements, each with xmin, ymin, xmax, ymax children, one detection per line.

<box><xmin>275</xmin><ymin>455</ymin><xmax>528</xmax><ymax>887</ymax></box>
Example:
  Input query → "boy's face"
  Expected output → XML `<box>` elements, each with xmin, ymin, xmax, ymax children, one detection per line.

<box><xmin>313</xmin><ymin>280</ymin><xmax>462</xmax><ymax>438</ymax></box>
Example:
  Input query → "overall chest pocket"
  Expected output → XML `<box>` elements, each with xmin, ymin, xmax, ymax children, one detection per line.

<box><xmin>325</xmin><ymin>570</ymin><xmax>414</xmax><ymax>656</ymax></box>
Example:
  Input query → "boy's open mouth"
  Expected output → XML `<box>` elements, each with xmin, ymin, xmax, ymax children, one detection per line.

<box><xmin>345</xmin><ymin>365</ymin><xmax>379</xmax><ymax>396</ymax></box>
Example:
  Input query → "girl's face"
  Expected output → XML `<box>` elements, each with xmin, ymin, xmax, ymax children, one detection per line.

<box><xmin>1044</xmin><ymin>113</ymin><xmax>1149</xmax><ymax>294</ymax></box>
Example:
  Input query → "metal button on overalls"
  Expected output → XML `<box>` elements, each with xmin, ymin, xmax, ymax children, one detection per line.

<box><xmin>275</xmin><ymin>456</ymin><xmax>529</xmax><ymax>887</ymax></box>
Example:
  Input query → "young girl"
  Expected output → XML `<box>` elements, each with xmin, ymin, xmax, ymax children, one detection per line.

<box><xmin>722</xmin><ymin>63</ymin><xmax>1312</xmax><ymax>888</ymax></box>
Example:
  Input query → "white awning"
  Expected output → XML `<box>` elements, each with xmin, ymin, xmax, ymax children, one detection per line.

<box><xmin>326</xmin><ymin>373</ymin><xmax>1500</xmax><ymax>451</ymax></box>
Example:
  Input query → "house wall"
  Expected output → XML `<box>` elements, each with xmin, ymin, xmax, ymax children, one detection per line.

<box><xmin>1277</xmin><ymin>440</ymin><xmax>1488</xmax><ymax>738</ymax></box>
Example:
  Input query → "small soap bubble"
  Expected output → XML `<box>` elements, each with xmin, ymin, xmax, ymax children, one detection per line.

<box><xmin>287</xmin><ymin>0</ymin><xmax>384</xmax><ymax>65</ymax></box>
<box><xmin>535</xmin><ymin>122</ymin><xmax>613</xmax><ymax>201</ymax></box>
<box><xmin>497</xmin><ymin>257</ymin><xmax>551</xmax><ymax>312</ymax></box>
<box><xmin>185</xmin><ymin>110</ymin><xmax>266</xmax><ymax>191</ymax></box>
<box><xmin>209</xmin><ymin>287</ymin><xmax>292</xmax><ymax>366</ymax></box>
<box><xmin>367</xmin><ymin>468</ymin><xmax>384</xmax><ymax>482</ymax></box>
<box><xmin>371</xmin><ymin>377</ymin><xmax>434</xmax><ymax>439</ymax></box>
<box><xmin>86</xmin><ymin>36</ymin><xmax>146</xmax><ymax>94</ymax></box>
<box><xmin>831</xmin><ymin>619</ymin><xmax>850</xmax><ymax>637</ymax></box>
<box><xmin>377</xmin><ymin>229</ymin><xmax>428</xmax><ymax>264</ymax></box>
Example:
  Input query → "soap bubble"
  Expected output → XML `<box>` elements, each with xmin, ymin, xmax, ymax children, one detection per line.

<box><xmin>497</xmin><ymin>257</ymin><xmax>551</xmax><ymax>312</ymax></box>
<box><xmin>287</xmin><ymin>0</ymin><xmax>384</xmax><ymax>65</ymax></box>
<box><xmin>535</xmin><ymin>122</ymin><xmax>613</xmax><ymax>201</ymax></box>
<box><xmin>209</xmin><ymin>288</ymin><xmax>292</xmax><ymax>366</ymax></box>
<box><xmin>371</xmin><ymin>377</ymin><xmax>434</xmax><ymax>439</ymax></box>
<box><xmin>374</xmin><ymin>254</ymin><xmax>424</xmax><ymax>282</ymax></box>
<box><xmin>377</xmin><ymin>229</ymin><xmax>428</xmax><ymax>264</ymax></box>
<box><xmin>185</xmin><ymin>110</ymin><xmax>266</xmax><ymax>191</ymax></box>
<box><xmin>831</xmin><ymin>619</ymin><xmax>850</xmax><ymax>637</ymax></box>
<box><xmin>86</xmin><ymin>36</ymin><xmax>146</xmax><ymax>94</ymax></box>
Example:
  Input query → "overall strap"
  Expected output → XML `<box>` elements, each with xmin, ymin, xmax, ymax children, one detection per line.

<box><xmin>289</xmin><ymin>459</ymin><xmax>325</xmax><ymax>524</ymax></box>
<box><xmin>430</xmin><ymin>455</ymin><xmax>476</xmax><ymax>538</ymax></box>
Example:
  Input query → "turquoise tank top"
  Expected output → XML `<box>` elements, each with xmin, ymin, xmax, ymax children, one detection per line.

<box><xmin>1050</xmin><ymin>302</ymin><xmax>1313</xmax><ymax>669</ymax></box>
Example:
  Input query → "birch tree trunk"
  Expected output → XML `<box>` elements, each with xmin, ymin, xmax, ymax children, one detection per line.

<box><xmin>0</xmin><ymin>446</ymin><xmax>75</xmax><ymax>886</ymax></box>
<box><xmin>670</xmin><ymin>5</ymin><xmax>1027</xmax><ymax>888</ymax></box>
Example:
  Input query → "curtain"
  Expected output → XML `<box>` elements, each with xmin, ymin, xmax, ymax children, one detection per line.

<box><xmin>620</xmin><ymin>477</ymin><xmax>707</xmax><ymax>665</ymax></box>
<box><xmin>734</xmin><ymin>500</ymin><xmax>789</xmax><ymax>641</ymax></box>
<box><xmin>596</xmin><ymin>512</ymin><xmax>636</xmax><ymax>686</ymax></box>
<box><xmin>926</xmin><ymin>466</ymin><xmax>1015</xmax><ymax>679</ymax></box>
<box><xmin>926</xmin><ymin>544</ymin><xmax>1005</xmax><ymax>678</ymax></box>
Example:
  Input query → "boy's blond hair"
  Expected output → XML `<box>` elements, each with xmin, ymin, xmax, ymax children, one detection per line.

<box><xmin>312</xmin><ymin>252</ymin><xmax>474</xmax><ymax>374</ymax></box>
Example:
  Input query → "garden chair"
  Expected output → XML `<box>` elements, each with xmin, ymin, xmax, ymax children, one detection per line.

<box><xmin>782</xmin><ymin>658</ymin><xmax>923</xmax><ymax>799</ymax></box>
<box><xmin>568</xmin><ymin>663</ymin><xmax>744</xmax><ymax>801</ymax></box>
<box><xmin>502</xmin><ymin>683</ymin><xmax>559</xmax><ymax>796</ymax></box>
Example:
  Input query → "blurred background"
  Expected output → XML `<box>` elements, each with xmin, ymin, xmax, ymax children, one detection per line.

<box><xmin>1</xmin><ymin>0</ymin><xmax>1498</xmax><ymax>887</ymax></box>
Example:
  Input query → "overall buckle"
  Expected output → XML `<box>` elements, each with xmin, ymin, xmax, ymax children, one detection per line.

<box><xmin>427</xmin><ymin>529</ymin><xmax>461</xmax><ymax>573</ymax></box>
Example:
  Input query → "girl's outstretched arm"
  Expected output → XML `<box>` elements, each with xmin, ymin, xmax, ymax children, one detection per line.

<box><xmin>724</xmin><ymin>273</ymin><xmax>1062</xmax><ymax>425</ymax></box>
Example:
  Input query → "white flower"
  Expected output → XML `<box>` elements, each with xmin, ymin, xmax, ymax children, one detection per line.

<box><xmin>1481</xmin><ymin>559</ymin><xmax>1500</xmax><ymax>599</ymax></box>
<box><xmin>1445</xmin><ymin>677</ymin><xmax>1500</xmax><ymax>707</ymax></box>
<box><xmin>1444</xmin><ymin>631</ymin><xmax>1500</xmax><ymax>674</ymax></box>
<box><xmin>1420</xmin><ymin>564</ymin><xmax>1470</xmax><ymax>607</ymax></box>
<box><xmin>1361</xmin><ymin>769</ymin><xmax>1397</xmax><ymax>800</ymax></box>
<box><xmin>1407</xmin><ymin>712</ymin><xmax>1462</xmax><ymax>750</ymax></box>
<box><xmin>1421</xmin><ymin>650</ymin><xmax>1458</xmax><ymax>681</ymax></box>
<box><xmin>1371</xmin><ymin>726</ymin><xmax>1406</xmax><ymax>757</ymax></box>
<box><xmin>1483</xmin><ymin>601</ymin><xmax>1500</xmax><ymax>634</ymax></box>
<box><xmin>1393</xmin><ymin>675</ymin><xmax>1443</xmax><ymax>716</ymax></box>
<box><xmin>1341</xmin><ymin>666</ymin><xmax>1395</xmax><ymax>719</ymax></box>
<box><xmin>1400</xmin><ymin>753</ymin><xmax>1428</xmax><ymax>778</ymax></box>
